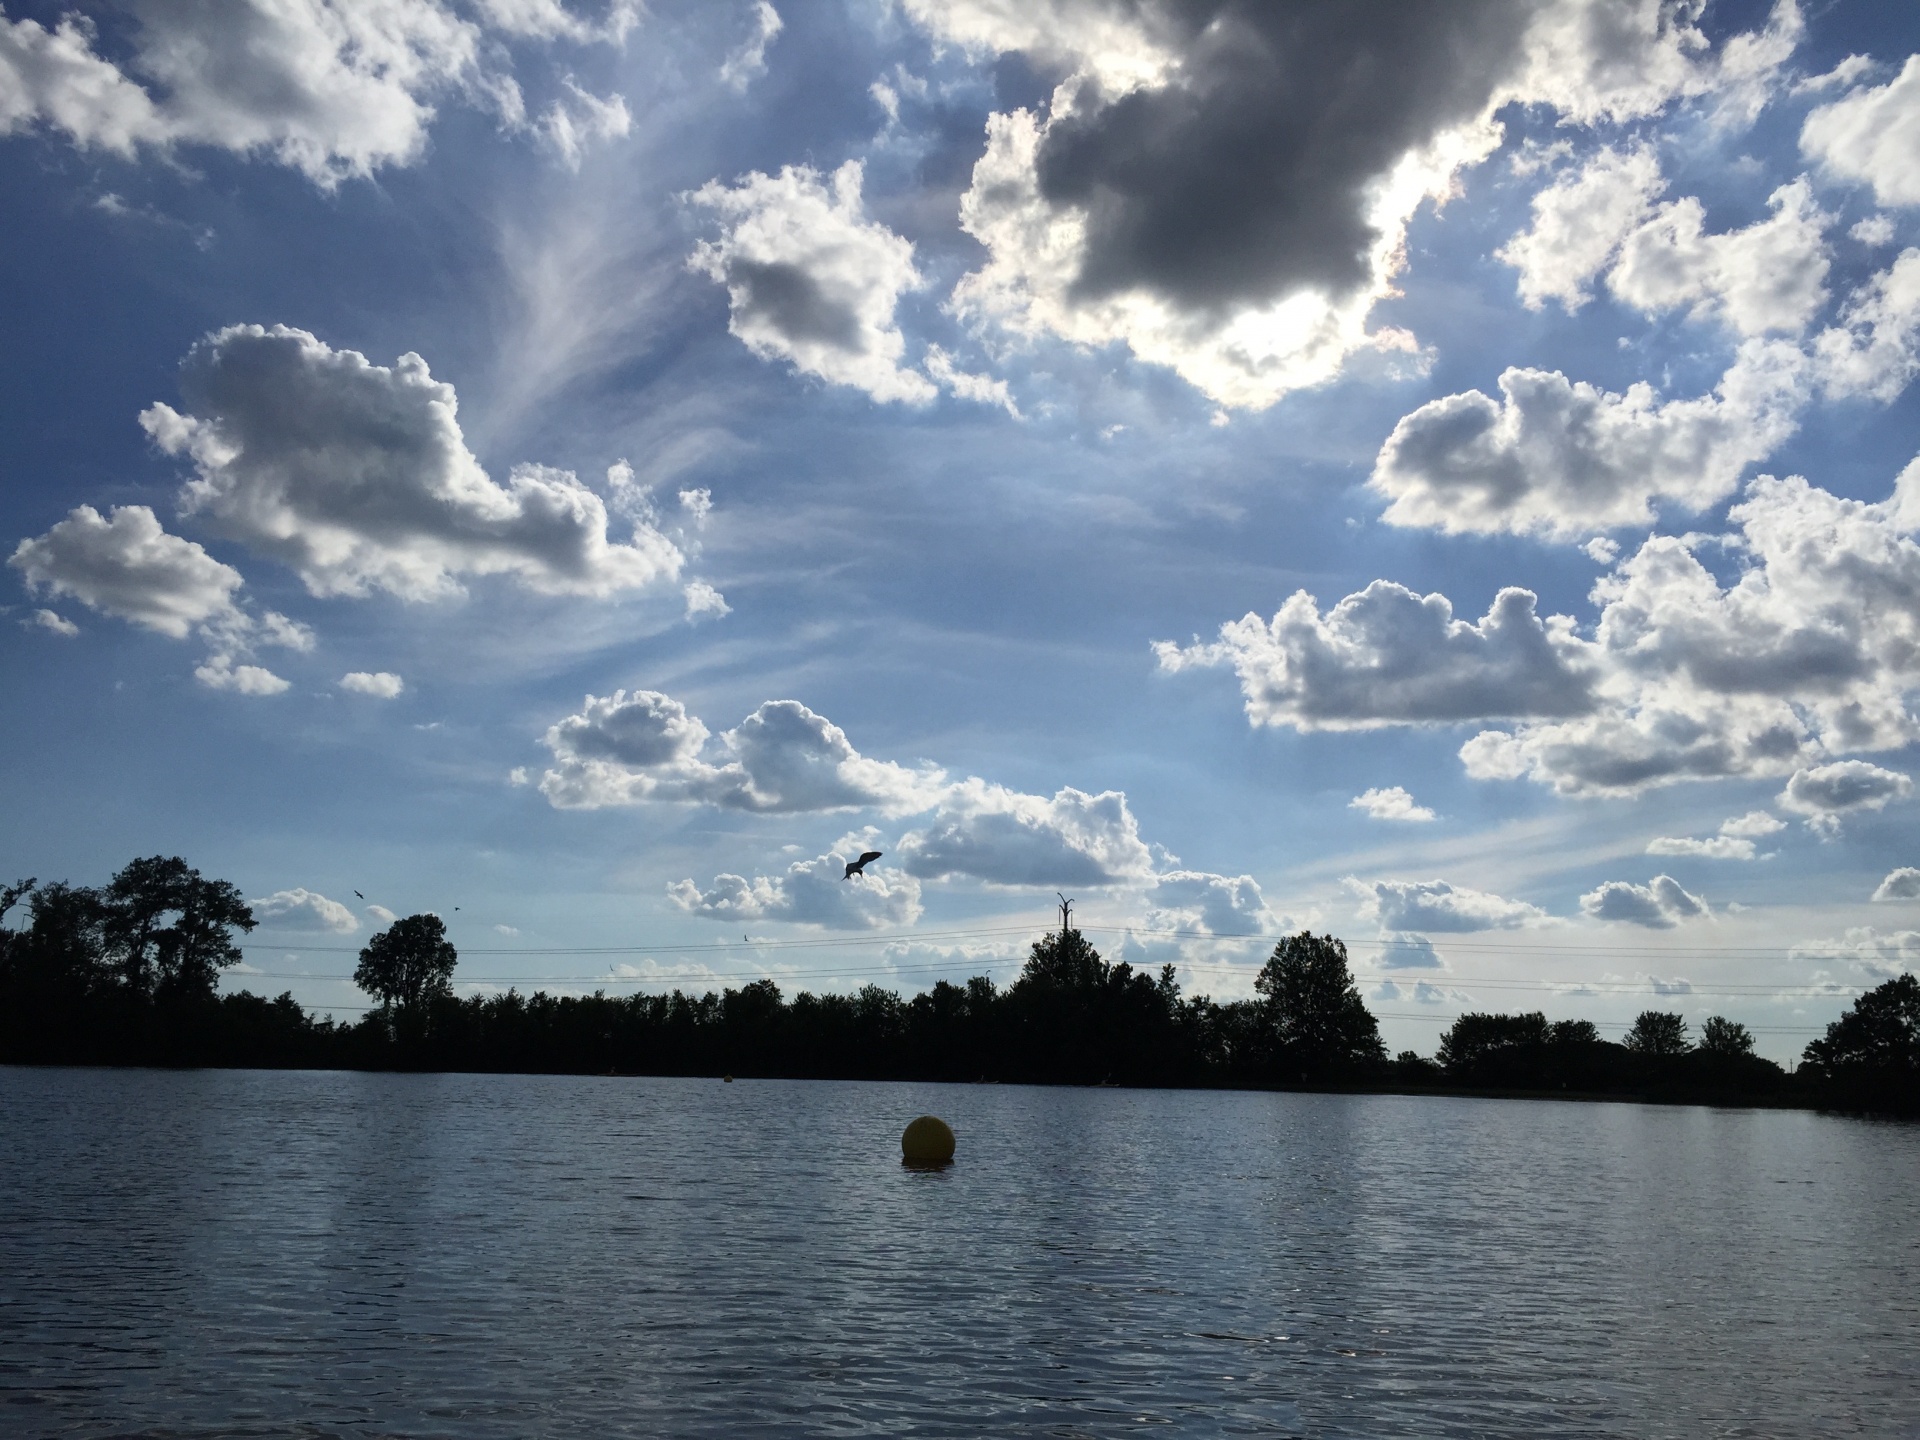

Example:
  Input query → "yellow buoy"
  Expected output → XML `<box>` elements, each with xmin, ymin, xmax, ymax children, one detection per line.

<box><xmin>901</xmin><ymin>1114</ymin><xmax>955</xmax><ymax>1166</ymax></box>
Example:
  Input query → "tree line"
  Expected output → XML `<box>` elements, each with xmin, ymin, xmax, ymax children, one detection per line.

<box><xmin>2</xmin><ymin>856</ymin><xmax>1915</xmax><ymax>1114</ymax></box>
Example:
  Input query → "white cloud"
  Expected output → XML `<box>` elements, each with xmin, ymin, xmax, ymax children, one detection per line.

<box><xmin>9</xmin><ymin>500</ymin><xmax>307</xmax><ymax>687</ymax></box>
<box><xmin>912</xmin><ymin>0</ymin><xmax>1799</xmax><ymax>410</ymax></box>
<box><xmin>11</xmin><ymin>503</ymin><xmax>243</xmax><ymax>639</ymax></box>
<box><xmin>1802</xmin><ymin>54</ymin><xmax>1920</xmax><ymax>208</ymax></box>
<box><xmin>148</xmin><ymin>325</ymin><xmax>685</xmax><ymax>602</ymax></box>
<box><xmin>683</xmin><ymin>580</ymin><xmax>730</xmax><ymax>621</ymax></box>
<box><xmin>1369</xmin><ymin>339</ymin><xmax>1808</xmax><ymax>538</ymax></box>
<box><xmin>0</xmin><ymin>1</ymin><xmax>639</xmax><ymax>184</ymax></box>
<box><xmin>1347</xmin><ymin>877</ymin><xmax>1549</xmax><ymax>933</ymax></box>
<box><xmin>195</xmin><ymin>655</ymin><xmax>290</xmax><ymax>696</ymax></box>
<box><xmin>27</xmin><ymin>608</ymin><xmax>78</xmax><ymax>637</ymax></box>
<box><xmin>1140</xmin><ymin>870</ymin><xmax>1274</xmax><ymax>936</ymax></box>
<box><xmin>896</xmin><ymin>779</ymin><xmax>1154</xmax><ymax>887</ymax></box>
<box><xmin>535</xmin><ymin>79</ymin><xmax>630</xmax><ymax>170</ymax></box>
<box><xmin>1722</xmin><ymin>809</ymin><xmax>1789</xmax><ymax>839</ymax></box>
<box><xmin>1790</xmin><ymin>925</ymin><xmax>1920</xmax><ymax>979</ymax></box>
<box><xmin>1607</xmin><ymin>178</ymin><xmax>1830</xmax><ymax>337</ymax></box>
<box><xmin>340</xmin><ymin>670</ymin><xmax>404</xmax><ymax>698</ymax></box>
<box><xmin>1646</xmin><ymin>809</ymin><xmax>1784</xmax><ymax>860</ymax></box>
<box><xmin>718</xmin><ymin>1</ymin><xmax>782</xmax><ymax>91</ymax></box>
<box><xmin>1851</xmin><ymin>215</ymin><xmax>1896</xmax><ymax>247</ymax></box>
<box><xmin>1370</xmin><ymin>977</ymin><xmax>1462</xmax><ymax>1005</ymax></box>
<box><xmin>669</xmin><ymin>848</ymin><xmax>922</xmax><ymax>930</ymax></box>
<box><xmin>1872</xmin><ymin>867</ymin><xmax>1920</xmax><ymax>902</ymax></box>
<box><xmin>1376</xmin><ymin>934</ymin><xmax>1446</xmax><ymax>970</ymax></box>
<box><xmin>366</xmin><ymin>904</ymin><xmax>397</xmax><ymax>925</ymax></box>
<box><xmin>251</xmin><ymin>887</ymin><xmax>357</xmax><ymax>933</ymax></box>
<box><xmin>539</xmin><ymin>690</ymin><xmax>945</xmax><ymax>814</ymax></box>
<box><xmin>1155</xmin><ymin>582</ymin><xmax>1593</xmax><ymax>730</ymax></box>
<box><xmin>1502</xmin><ymin>145</ymin><xmax>1831</xmax><ymax>336</ymax></box>
<box><xmin>1777</xmin><ymin>760</ymin><xmax>1912</xmax><ymax>835</ymax></box>
<box><xmin>1349</xmin><ymin>786</ymin><xmax>1436</xmax><ymax>823</ymax></box>
<box><xmin>0</xmin><ymin>1</ymin><xmax>515</xmax><ymax>186</ymax></box>
<box><xmin>1814</xmin><ymin>248</ymin><xmax>1920</xmax><ymax>402</ymax></box>
<box><xmin>1580</xmin><ymin>874</ymin><xmax>1708</xmax><ymax>928</ymax></box>
<box><xmin>1179</xmin><ymin>464</ymin><xmax>1920</xmax><ymax>797</ymax></box>
<box><xmin>1462</xmin><ymin>468</ymin><xmax>1920</xmax><ymax>795</ymax></box>
<box><xmin>924</xmin><ymin>345</ymin><xmax>1020</xmax><ymax>417</ymax></box>
<box><xmin>689</xmin><ymin>162</ymin><xmax>936</xmax><ymax>404</ymax></box>
<box><xmin>1499</xmin><ymin>143</ymin><xmax>1664</xmax><ymax>312</ymax></box>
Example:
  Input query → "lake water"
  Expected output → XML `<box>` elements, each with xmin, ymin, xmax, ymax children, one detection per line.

<box><xmin>2</xmin><ymin>1069</ymin><xmax>1917</xmax><ymax>1439</ymax></box>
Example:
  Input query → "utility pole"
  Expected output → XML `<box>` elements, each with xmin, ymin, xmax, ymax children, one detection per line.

<box><xmin>1056</xmin><ymin>893</ymin><xmax>1074</xmax><ymax>935</ymax></box>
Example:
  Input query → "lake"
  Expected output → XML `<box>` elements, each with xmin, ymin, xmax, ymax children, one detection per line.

<box><xmin>2</xmin><ymin>1068</ymin><xmax>1916</xmax><ymax>1438</ymax></box>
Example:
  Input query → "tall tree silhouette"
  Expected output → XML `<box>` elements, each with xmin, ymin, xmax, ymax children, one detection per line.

<box><xmin>101</xmin><ymin>856</ymin><xmax>254</xmax><ymax>1001</ymax></box>
<box><xmin>355</xmin><ymin>914</ymin><xmax>458</xmax><ymax>1013</ymax></box>
<box><xmin>1254</xmin><ymin>932</ymin><xmax>1385</xmax><ymax>1078</ymax></box>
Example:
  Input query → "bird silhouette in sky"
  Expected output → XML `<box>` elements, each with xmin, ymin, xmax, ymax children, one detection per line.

<box><xmin>843</xmin><ymin>850</ymin><xmax>883</xmax><ymax>880</ymax></box>
<box><xmin>353</xmin><ymin>890</ymin><xmax>364</xmax><ymax>899</ymax></box>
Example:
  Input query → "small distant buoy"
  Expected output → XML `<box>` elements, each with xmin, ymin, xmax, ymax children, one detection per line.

<box><xmin>901</xmin><ymin>1114</ymin><xmax>955</xmax><ymax>1166</ymax></box>
<box><xmin>723</xmin><ymin>1074</ymin><xmax>733</xmax><ymax>1083</ymax></box>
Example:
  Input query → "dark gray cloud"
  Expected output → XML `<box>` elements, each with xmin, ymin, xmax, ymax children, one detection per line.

<box><xmin>725</xmin><ymin>260</ymin><xmax>863</xmax><ymax>350</ymax></box>
<box><xmin>1031</xmin><ymin>1</ymin><xmax>1528</xmax><ymax>315</ymax></box>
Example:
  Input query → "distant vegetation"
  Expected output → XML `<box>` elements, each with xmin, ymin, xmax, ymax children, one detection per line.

<box><xmin>2</xmin><ymin>857</ymin><xmax>1916</xmax><ymax>1115</ymax></box>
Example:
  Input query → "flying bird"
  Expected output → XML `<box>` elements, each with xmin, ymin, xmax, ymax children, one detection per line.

<box><xmin>843</xmin><ymin>850</ymin><xmax>883</xmax><ymax>880</ymax></box>
<box><xmin>353</xmin><ymin>890</ymin><xmax>364</xmax><ymax>900</ymax></box>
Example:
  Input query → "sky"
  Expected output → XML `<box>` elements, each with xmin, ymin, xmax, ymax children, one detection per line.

<box><xmin>5</xmin><ymin>0</ymin><xmax>1920</xmax><ymax>1060</ymax></box>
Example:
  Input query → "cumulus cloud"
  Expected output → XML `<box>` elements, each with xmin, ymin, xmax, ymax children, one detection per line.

<box><xmin>1608</xmin><ymin>179</ymin><xmax>1831</xmax><ymax>337</ymax></box>
<box><xmin>1140</xmin><ymin>870</ymin><xmax>1274</xmax><ymax>935</ymax></box>
<box><xmin>1777</xmin><ymin>760</ymin><xmax>1912</xmax><ymax>835</ymax></box>
<box><xmin>147</xmin><ymin>325</ymin><xmax>685</xmax><ymax>602</ymax></box>
<box><xmin>910</xmin><ymin>0</ymin><xmax>1799</xmax><ymax>409</ymax></box>
<box><xmin>1347</xmin><ymin>877</ymin><xmax>1548</xmax><ymax>933</ymax></box>
<box><xmin>1790</xmin><ymin>926</ymin><xmax>1920</xmax><ymax>979</ymax></box>
<box><xmin>1647</xmin><ymin>809</ymin><xmax>1784</xmax><ymax>860</ymax></box>
<box><xmin>1155</xmin><ymin>582</ymin><xmax>1593</xmax><ymax>730</ymax></box>
<box><xmin>340</xmin><ymin>671</ymin><xmax>404</xmax><ymax>698</ymax></box>
<box><xmin>1349</xmin><ymin>786</ymin><xmax>1436</xmax><ymax>822</ymax></box>
<box><xmin>683</xmin><ymin>580</ymin><xmax>730</xmax><ymax>620</ymax></box>
<box><xmin>1503</xmin><ymin>148</ymin><xmax>1830</xmax><ymax>337</ymax></box>
<box><xmin>540</xmin><ymin>690</ymin><xmax>945</xmax><ymax>814</ymax></box>
<box><xmin>896</xmin><ymin>779</ymin><xmax>1155</xmax><ymax>887</ymax></box>
<box><xmin>1369</xmin><ymin>339</ymin><xmax>1807</xmax><ymax>538</ymax></box>
<box><xmin>251</xmin><ymin>887</ymin><xmax>358</xmax><ymax>933</ymax></box>
<box><xmin>1814</xmin><ymin>248</ymin><xmax>1920</xmax><ymax>402</ymax></box>
<box><xmin>689</xmin><ymin>162</ymin><xmax>936</xmax><ymax>404</ymax></box>
<box><xmin>10</xmin><ymin>501</ymin><xmax>310</xmax><ymax>692</ymax></box>
<box><xmin>1872</xmin><ymin>867</ymin><xmax>1920</xmax><ymax>902</ymax></box>
<box><xmin>1579</xmin><ymin>874</ymin><xmax>1708</xmax><ymax>928</ymax></box>
<box><xmin>1463</xmin><ymin>468</ymin><xmax>1920</xmax><ymax>795</ymax></box>
<box><xmin>1179</xmin><ymin>463</ymin><xmax>1920</xmax><ymax>795</ymax></box>
<box><xmin>194</xmin><ymin>655</ymin><xmax>290</xmax><ymax>695</ymax></box>
<box><xmin>1376</xmin><ymin>934</ymin><xmax>1446</xmax><ymax>970</ymax></box>
<box><xmin>1801</xmin><ymin>54</ymin><xmax>1920</xmax><ymax>209</ymax></box>
<box><xmin>669</xmin><ymin>849</ymin><xmax>922</xmax><ymax>930</ymax></box>
<box><xmin>10</xmin><ymin>503</ymin><xmax>244</xmax><ymax>639</ymax></box>
<box><xmin>0</xmin><ymin>0</ymin><xmax>630</xmax><ymax>185</ymax></box>
<box><xmin>27</xmin><ymin>608</ymin><xmax>78</xmax><ymax>636</ymax></box>
<box><xmin>1499</xmin><ymin>143</ymin><xmax>1663</xmax><ymax>311</ymax></box>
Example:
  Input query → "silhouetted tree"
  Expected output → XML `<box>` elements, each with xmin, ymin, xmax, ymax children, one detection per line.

<box><xmin>355</xmin><ymin>913</ymin><xmax>458</xmax><ymax>1012</ymax></box>
<box><xmin>100</xmin><ymin>856</ymin><xmax>255</xmax><ymax>1001</ymax></box>
<box><xmin>1254</xmin><ymin>932</ymin><xmax>1384</xmax><ymax>1079</ymax></box>
<box><xmin>1698</xmin><ymin>1016</ymin><xmax>1755</xmax><ymax>1056</ymax></box>
<box><xmin>1624</xmin><ymin>1010</ymin><xmax>1691</xmax><ymax>1056</ymax></box>
<box><xmin>1801</xmin><ymin>974</ymin><xmax>1920</xmax><ymax>1112</ymax></box>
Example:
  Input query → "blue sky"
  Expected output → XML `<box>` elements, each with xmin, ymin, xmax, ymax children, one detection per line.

<box><xmin>6</xmin><ymin>0</ymin><xmax>1920</xmax><ymax>1058</ymax></box>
